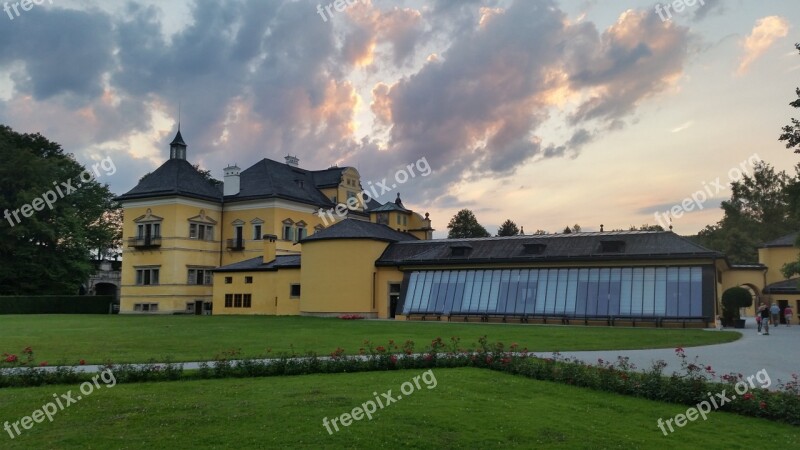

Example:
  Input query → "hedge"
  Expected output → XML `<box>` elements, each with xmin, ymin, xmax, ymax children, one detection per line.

<box><xmin>0</xmin><ymin>296</ymin><xmax>113</xmax><ymax>314</ymax></box>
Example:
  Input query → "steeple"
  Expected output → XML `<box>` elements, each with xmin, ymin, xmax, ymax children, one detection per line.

<box><xmin>169</xmin><ymin>126</ymin><xmax>187</xmax><ymax>160</ymax></box>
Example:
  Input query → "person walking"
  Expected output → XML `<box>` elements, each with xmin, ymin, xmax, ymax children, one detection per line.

<box><xmin>756</xmin><ymin>312</ymin><xmax>763</xmax><ymax>334</ymax></box>
<box><xmin>784</xmin><ymin>305</ymin><xmax>793</xmax><ymax>327</ymax></box>
<box><xmin>760</xmin><ymin>304</ymin><xmax>771</xmax><ymax>335</ymax></box>
<box><xmin>770</xmin><ymin>303</ymin><xmax>781</xmax><ymax>327</ymax></box>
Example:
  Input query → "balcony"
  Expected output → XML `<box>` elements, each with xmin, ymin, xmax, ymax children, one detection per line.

<box><xmin>227</xmin><ymin>238</ymin><xmax>245</xmax><ymax>251</ymax></box>
<box><xmin>128</xmin><ymin>236</ymin><xmax>162</xmax><ymax>249</ymax></box>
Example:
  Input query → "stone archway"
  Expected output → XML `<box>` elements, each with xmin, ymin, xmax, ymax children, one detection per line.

<box><xmin>94</xmin><ymin>282</ymin><xmax>118</xmax><ymax>301</ymax></box>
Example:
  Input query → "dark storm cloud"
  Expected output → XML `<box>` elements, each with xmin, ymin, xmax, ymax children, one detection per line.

<box><xmin>0</xmin><ymin>6</ymin><xmax>113</xmax><ymax>101</ymax></box>
<box><xmin>0</xmin><ymin>0</ymin><xmax>693</xmax><ymax>207</ymax></box>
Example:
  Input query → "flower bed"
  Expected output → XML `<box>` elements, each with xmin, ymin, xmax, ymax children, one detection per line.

<box><xmin>2</xmin><ymin>339</ymin><xmax>798</xmax><ymax>425</ymax></box>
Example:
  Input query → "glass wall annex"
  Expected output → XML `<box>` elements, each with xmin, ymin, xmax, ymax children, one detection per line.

<box><xmin>400</xmin><ymin>267</ymin><xmax>708</xmax><ymax>318</ymax></box>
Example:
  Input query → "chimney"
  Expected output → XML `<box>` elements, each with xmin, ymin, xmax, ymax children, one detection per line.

<box><xmin>263</xmin><ymin>234</ymin><xmax>278</xmax><ymax>264</ymax></box>
<box><xmin>223</xmin><ymin>165</ymin><xmax>241</xmax><ymax>196</ymax></box>
<box><xmin>285</xmin><ymin>155</ymin><xmax>300</xmax><ymax>168</ymax></box>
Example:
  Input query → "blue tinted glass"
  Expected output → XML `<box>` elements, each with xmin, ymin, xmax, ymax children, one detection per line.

<box><xmin>535</xmin><ymin>269</ymin><xmax>548</xmax><ymax>314</ymax></box>
<box><xmin>690</xmin><ymin>267</ymin><xmax>703</xmax><ymax>317</ymax></box>
<box><xmin>497</xmin><ymin>270</ymin><xmax>512</xmax><ymax>313</ymax></box>
<box><xmin>654</xmin><ymin>268</ymin><xmax>667</xmax><ymax>315</ymax></box>
<box><xmin>678</xmin><ymin>267</ymin><xmax>691</xmax><ymax>317</ymax></box>
<box><xmin>459</xmin><ymin>271</ymin><xmax>475</xmax><ymax>313</ymax></box>
<box><xmin>666</xmin><ymin>267</ymin><xmax>679</xmax><ymax>317</ymax></box>
<box><xmin>597</xmin><ymin>268</ymin><xmax>610</xmax><ymax>316</ymax></box>
<box><xmin>609</xmin><ymin>268</ymin><xmax>621</xmax><ymax>316</ymax></box>
<box><xmin>524</xmin><ymin>270</ymin><xmax>538</xmax><ymax>315</ymax></box>
<box><xmin>487</xmin><ymin>270</ymin><xmax>502</xmax><ymax>312</ymax></box>
<box><xmin>620</xmin><ymin>268</ymin><xmax>632</xmax><ymax>315</ymax></box>
<box><xmin>565</xmin><ymin>269</ymin><xmax>579</xmax><ymax>314</ymax></box>
<box><xmin>643</xmin><ymin>268</ymin><xmax>655</xmax><ymax>315</ymax></box>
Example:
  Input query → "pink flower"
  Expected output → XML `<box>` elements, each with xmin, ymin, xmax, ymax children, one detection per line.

<box><xmin>390</xmin><ymin>355</ymin><xmax>398</xmax><ymax>364</ymax></box>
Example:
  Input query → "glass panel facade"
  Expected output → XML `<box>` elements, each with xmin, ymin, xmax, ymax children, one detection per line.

<box><xmin>402</xmin><ymin>266</ymin><xmax>711</xmax><ymax>319</ymax></box>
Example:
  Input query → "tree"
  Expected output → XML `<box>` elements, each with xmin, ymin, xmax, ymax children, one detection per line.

<box><xmin>0</xmin><ymin>125</ymin><xmax>119</xmax><ymax>295</ymax></box>
<box><xmin>497</xmin><ymin>219</ymin><xmax>520</xmax><ymax>236</ymax></box>
<box><xmin>779</xmin><ymin>43</ymin><xmax>800</xmax><ymax>153</ymax></box>
<box><xmin>562</xmin><ymin>226</ymin><xmax>572</xmax><ymax>234</ymax></box>
<box><xmin>447</xmin><ymin>209</ymin><xmax>490</xmax><ymax>238</ymax></box>
<box><xmin>692</xmin><ymin>162</ymin><xmax>800</xmax><ymax>263</ymax></box>
<box><xmin>571</xmin><ymin>224</ymin><xmax>581</xmax><ymax>233</ymax></box>
<box><xmin>533</xmin><ymin>229</ymin><xmax>548</xmax><ymax>235</ymax></box>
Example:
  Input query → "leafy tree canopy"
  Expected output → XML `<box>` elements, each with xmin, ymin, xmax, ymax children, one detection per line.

<box><xmin>0</xmin><ymin>125</ymin><xmax>119</xmax><ymax>295</ymax></box>
<box><xmin>692</xmin><ymin>161</ymin><xmax>800</xmax><ymax>263</ymax></box>
<box><xmin>447</xmin><ymin>209</ymin><xmax>490</xmax><ymax>239</ymax></box>
<box><xmin>497</xmin><ymin>219</ymin><xmax>520</xmax><ymax>237</ymax></box>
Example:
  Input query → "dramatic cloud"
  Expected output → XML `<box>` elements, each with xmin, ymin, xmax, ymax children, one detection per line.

<box><xmin>0</xmin><ymin>0</ymin><xmax>692</xmax><ymax>207</ymax></box>
<box><xmin>738</xmin><ymin>16</ymin><xmax>790</xmax><ymax>75</ymax></box>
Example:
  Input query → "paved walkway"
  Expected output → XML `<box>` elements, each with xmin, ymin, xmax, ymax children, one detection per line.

<box><xmin>6</xmin><ymin>318</ymin><xmax>798</xmax><ymax>390</ymax></box>
<box><xmin>532</xmin><ymin>317</ymin><xmax>800</xmax><ymax>389</ymax></box>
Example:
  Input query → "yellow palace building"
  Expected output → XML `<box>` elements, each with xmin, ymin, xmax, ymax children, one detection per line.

<box><xmin>116</xmin><ymin>131</ymin><xmax>800</xmax><ymax>326</ymax></box>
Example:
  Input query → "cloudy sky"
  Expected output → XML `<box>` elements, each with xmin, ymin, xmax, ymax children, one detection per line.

<box><xmin>0</xmin><ymin>0</ymin><xmax>798</xmax><ymax>237</ymax></box>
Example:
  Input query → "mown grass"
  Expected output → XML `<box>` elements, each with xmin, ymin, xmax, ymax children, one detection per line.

<box><xmin>0</xmin><ymin>315</ymin><xmax>739</xmax><ymax>364</ymax></box>
<box><xmin>0</xmin><ymin>368</ymin><xmax>795</xmax><ymax>449</ymax></box>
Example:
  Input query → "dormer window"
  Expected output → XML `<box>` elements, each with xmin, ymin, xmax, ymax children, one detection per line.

<box><xmin>450</xmin><ymin>244</ymin><xmax>472</xmax><ymax>257</ymax></box>
<box><xmin>599</xmin><ymin>240</ymin><xmax>625</xmax><ymax>253</ymax></box>
<box><xmin>523</xmin><ymin>243</ymin><xmax>547</xmax><ymax>255</ymax></box>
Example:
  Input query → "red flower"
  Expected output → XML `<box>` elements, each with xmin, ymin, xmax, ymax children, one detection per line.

<box><xmin>22</xmin><ymin>347</ymin><xmax>33</xmax><ymax>354</ymax></box>
<box><xmin>39</xmin><ymin>361</ymin><xmax>48</xmax><ymax>367</ymax></box>
<box><xmin>675</xmin><ymin>347</ymin><xmax>684</xmax><ymax>353</ymax></box>
<box><xmin>376</xmin><ymin>346</ymin><xmax>386</xmax><ymax>353</ymax></box>
<box><xmin>759</xmin><ymin>401</ymin><xmax>767</xmax><ymax>410</ymax></box>
<box><xmin>4</xmin><ymin>354</ymin><xmax>17</xmax><ymax>363</ymax></box>
<box><xmin>485</xmin><ymin>356</ymin><xmax>493</xmax><ymax>364</ymax></box>
<box><xmin>743</xmin><ymin>393</ymin><xmax>753</xmax><ymax>400</ymax></box>
<box><xmin>79</xmin><ymin>359</ymin><xmax>86</xmax><ymax>365</ymax></box>
<box><xmin>423</xmin><ymin>354</ymin><xmax>433</xmax><ymax>361</ymax></box>
<box><xmin>390</xmin><ymin>355</ymin><xmax>398</xmax><ymax>364</ymax></box>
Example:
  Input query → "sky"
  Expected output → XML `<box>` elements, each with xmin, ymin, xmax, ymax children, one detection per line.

<box><xmin>0</xmin><ymin>0</ymin><xmax>798</xmax><ymax>238</ymax></box>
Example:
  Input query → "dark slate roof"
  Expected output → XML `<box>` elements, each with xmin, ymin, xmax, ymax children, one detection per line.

<box><xmin>214</xmin><ymin>255</ymin><xmax>301</xmax><ymax>272</ymax></box>
<box><xmin>763</xmin><ymin>278</ymin><xmax>800</xmax><ymax>294</ymax></box>
<box><xmin>761</xmin><ymin>232</ymin><xmax>798</xmax><ymax>248</ymax></box>
<box><xmin>312</xmin><ymin>168</ymin><xmax>345</xmax><ymax>188</ymax></box>
<box><xmin>301</xmin><ymin>218</ymin><xmax>418</xmax><ymax>243</ymax></box>
<box><xmin>225</xmin><ymin>159</ymin><xmax>344</xmax><ymax>207</ymax></box>
<box><xmin>170</xmin><ymin>130</ymin><xmax>186</xmax><ymax>146</ymax></box>
<box><xmin>376</xmin><ymin>231</ymin><xmax>723</xmax><ymax>266</ymax></box>
<box><xmin>116</xmin><ymin>159</ymin><xmax>223</xmax><ymax>202</ymax></box>
<box><xmin>371</xmin><ymin>201</ymin><xmax>410</xmax><ymax>213</ymax></box>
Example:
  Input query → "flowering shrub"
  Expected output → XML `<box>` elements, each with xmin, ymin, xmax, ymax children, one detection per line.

<box><xmin>2</xmin><ymin>341</ymin><xmax>798</xmax><ymax>426</ymax></box>
<box><xmin>338</xmin><ymin>314</ymin><xmax>365</xmax><ymax>320</ymax></box>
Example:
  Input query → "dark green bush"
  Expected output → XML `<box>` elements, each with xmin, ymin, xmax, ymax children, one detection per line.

<box><xmin>0</xmin><ymin>296</ymin><xmax>112</xmax><ymax>314</ymax></box>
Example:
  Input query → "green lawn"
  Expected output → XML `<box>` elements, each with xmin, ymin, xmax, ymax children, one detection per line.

<box><xmin>0</xmin><ymin>315</ymin><xmax>739</xmax><ymax>364</ymax></box>
<box><xmin>0</xmin><ymin>368</ymin><xmax>795</xmax><ymax>449</ymax></box>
